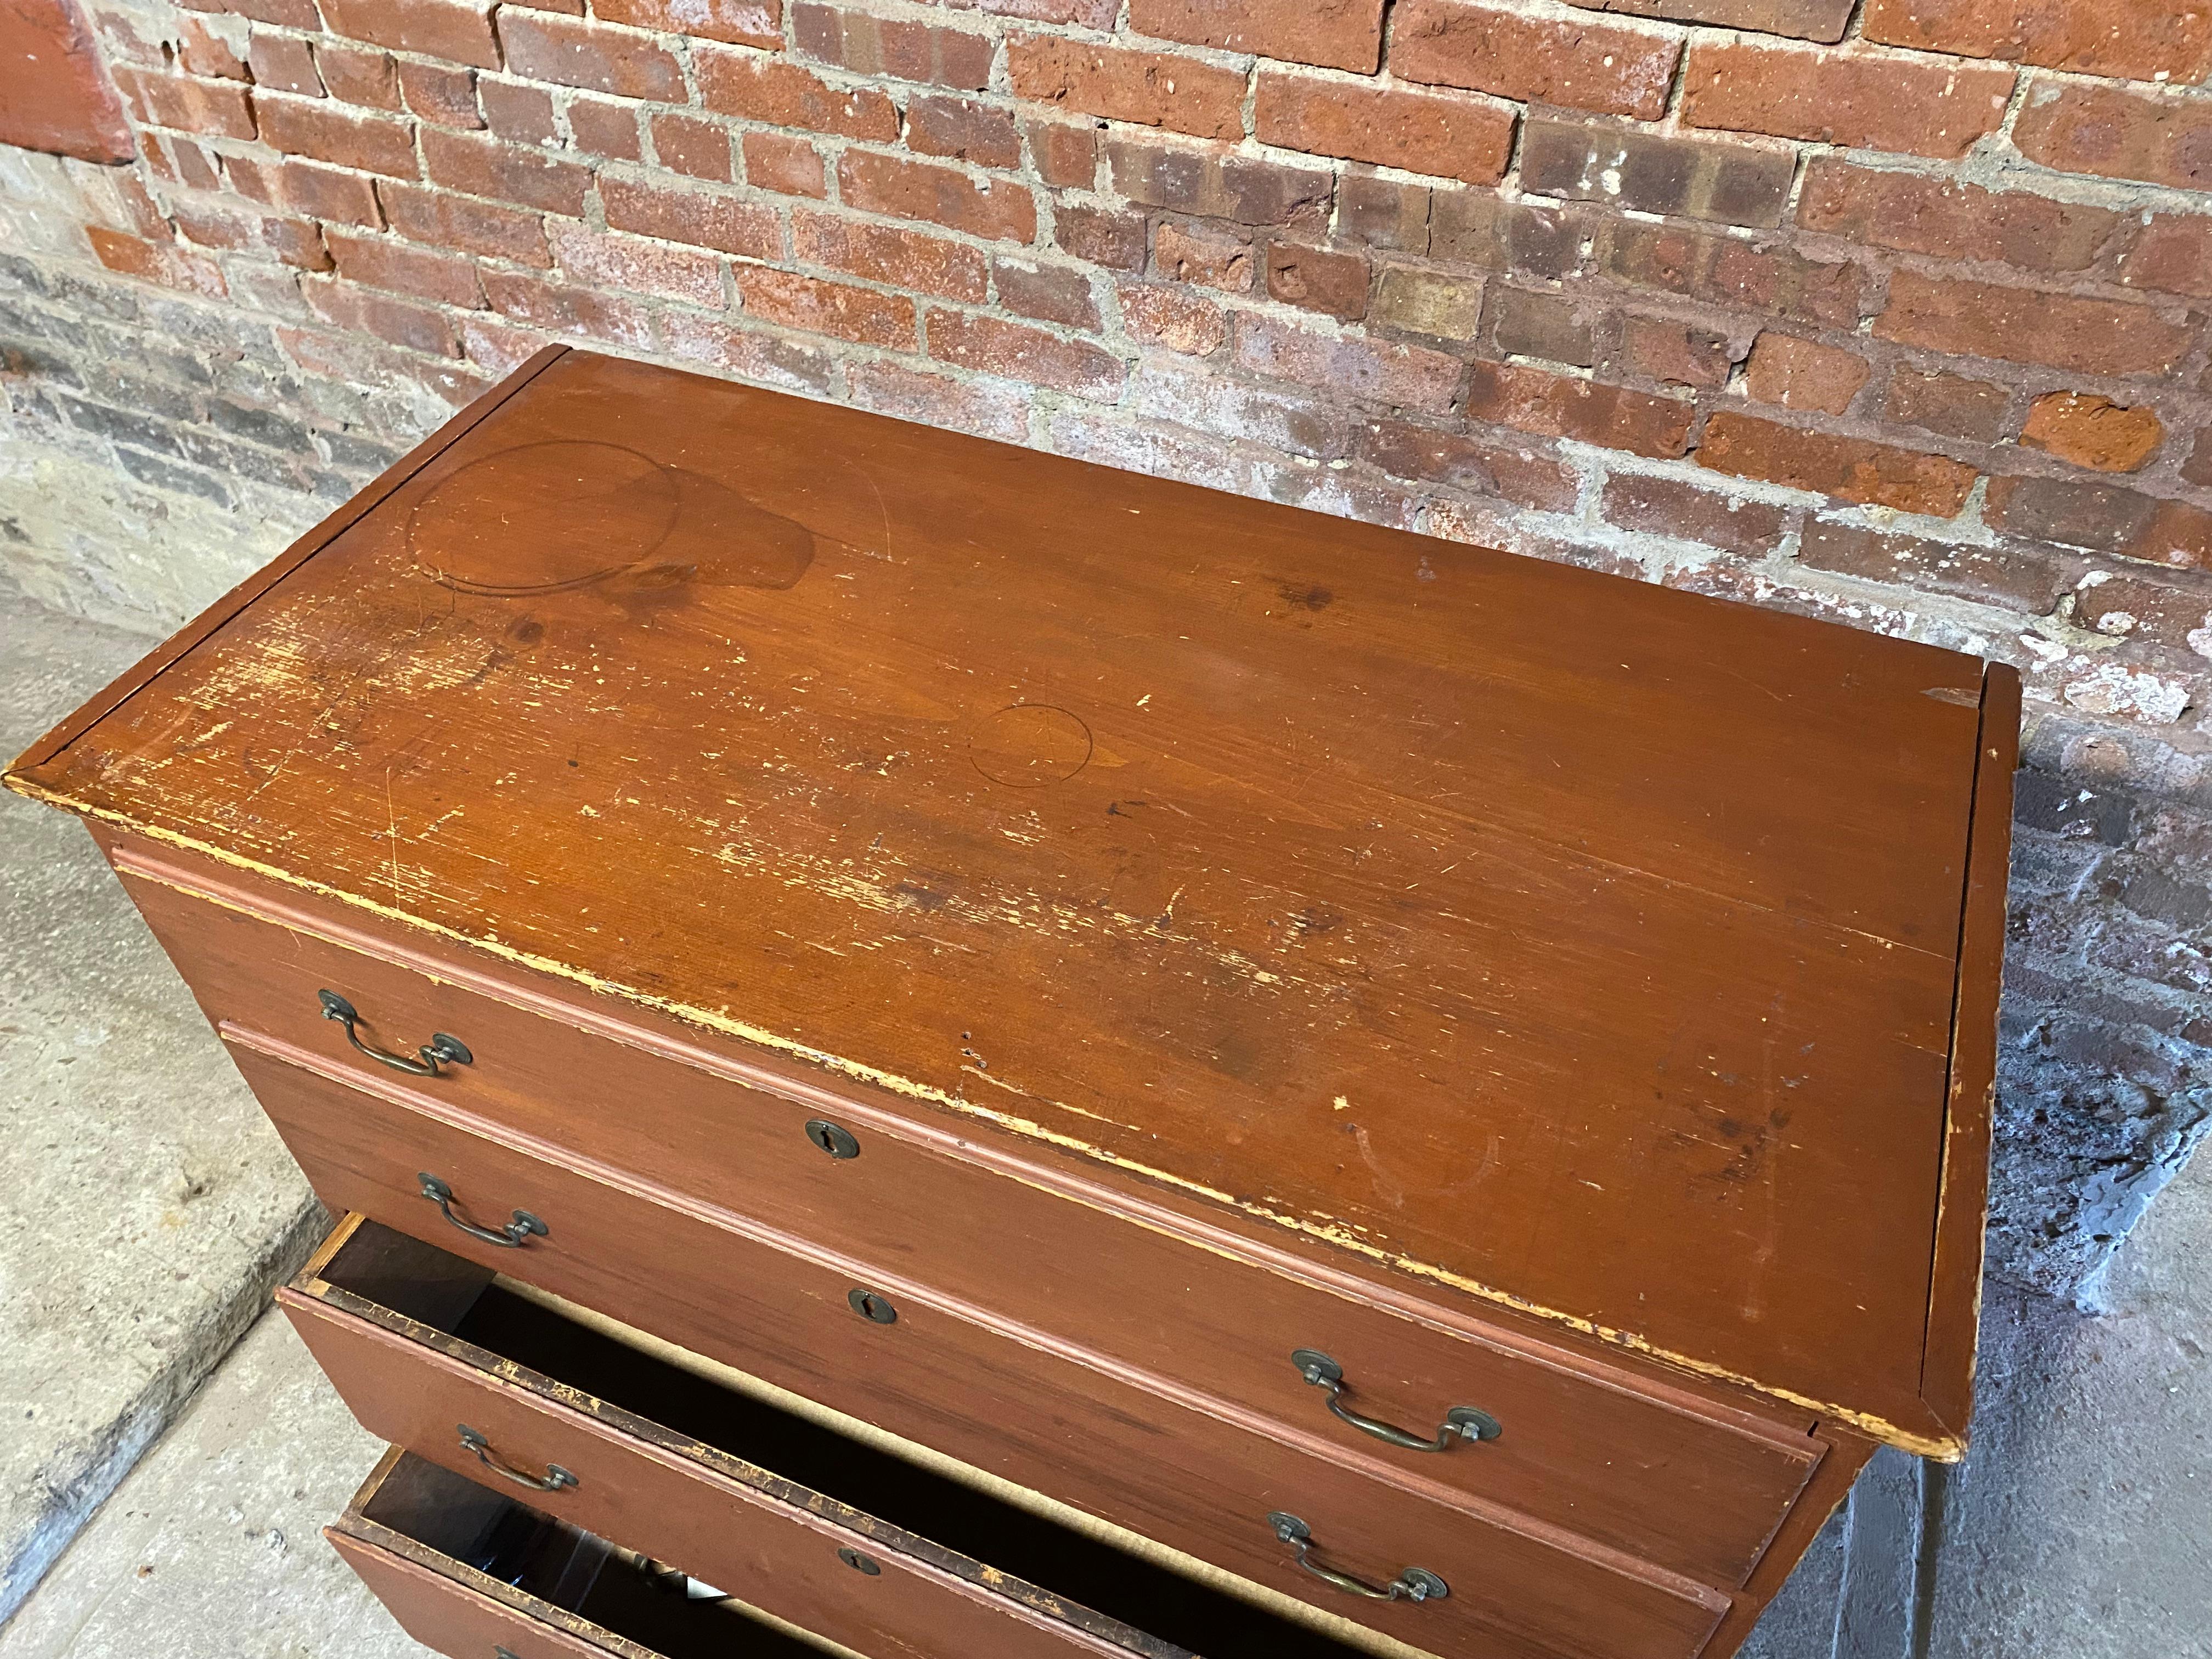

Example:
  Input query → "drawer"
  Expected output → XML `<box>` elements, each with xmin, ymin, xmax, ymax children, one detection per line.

<box><xmin>234</xmin><ymin>1028</ymin><xmax>1729</xmax><ymax>1659</ymax></box>
<box><xmin>298</xmin><ymin>1216</ymin><xmax>1389</xmax><ymax>1659</ymax></box>
<box><xmin>122</xmin><ymin>849</ymin><xmax>1819</xmax><ymax>1586</ymax></box>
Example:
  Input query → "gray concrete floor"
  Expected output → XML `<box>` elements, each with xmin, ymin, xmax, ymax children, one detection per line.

<box><xmin>2</xmin><ymin>578</ymin><xmax>2207</xmax><ymax>1657</ymax></box>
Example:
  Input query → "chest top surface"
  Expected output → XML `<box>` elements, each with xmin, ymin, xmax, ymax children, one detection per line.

<box><xmin>10</xmin><ymin>348</ymin><xmax>2012</xmax><ymax>1457</ymax></box>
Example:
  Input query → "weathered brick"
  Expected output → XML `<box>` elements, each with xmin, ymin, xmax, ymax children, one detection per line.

<box><xmin>182</xmin><ymin>0</ymin><xmax>320</xmax><ymax>26</ymax></box>
<box><xmin>257</xmin><ymin>93</ymin><xmax>417</xmax><ymax>176</ymax></box>
<box><xmin>1619</xmin><ymin>317</ymin><xmax>1734</xmax><ymax>389</ymax></box>
<box><xmin>1253</xmin><ymin>70</ymin><xmax>1515</xmax><ymax>187</ymax></box>
<box><xmin>598</xmin><ymin>0</ymin><xmax>781</xmax><ymax>49</ymax></box>
<box><xmin>603</xmin><ymin>176</ymin><xmax>780</xmax><ymax>260</ymax></box>
<box><xmin>1745</xmin><ymin>332</ymin><xmax>1870</xmax><ymax>417</ymax></box>
<box><xmin>2186</xmin><ymin>431</ymin><xmax>2212</xmax><ymax>491</ymax></box>
<box><xmin>2022</xmin><ymin>393</ymin><xmax>2164</xmax><ymax>475</ymax></box>
<box><xmin>1887</xmin><ymin>367</ymin><xmax>2008</xmax><ymax>442</ymax></box>
<box><xmin>929</xmin><ymin>311</ymin><xmax>1126</xmax><ymax>398</ymax></box>
<box><xmin>1006</xmin><ymin>37</ymin><xmax>1245</xmax><ymax>140</ymax></box>
<box><xmin>1392</xmin><ymin>0</ymin><xmax>1679</xmax><ymax>120</ymax></box>
<box><xmin>1796</xmin><ymin>519</ymin><xmax>2086</xmax><ymax>612</ymax></box>
<box><xmin>1116</xmin><ymin>279</ymin><xmax>1224</xmax><ymax>355</ymax></box>
<box><xmin>1127</xmin><ymin>363</ymin><xmax>1352</xmax><ymax>459</ymax></box>
<box><xmin>1681</xmin><ymin>40</ymin><xmax>2013</xmax><ymax>160</ymax></box>
<box><xmin>303</xmin><ymin>279</ymin><xmax>458</xmax><ymax>356</ymax></box>
<box><xmin>229</xmin><ymin>155</ymin><xmax>386</xmax><ymax>226</ymax></box>
<box><xmin>1053</xmin><ymin>201</ymin><xmax>1146</xmax><ymax>270</ymax></box>
<box><xmin>793</xmin><ymin>208</ymin><xmax>989</xmax><ymax>301</ymax></box>
<box><xmin>321</xmin><ymin>0</ymin><xmax>502</xmax><ymax>70</ymax></box>
<box><xmin>2072</xmin><ymin>568</ymin><xmax>2212</xmax><ymax>650</ymax></box>
<box><xmin>838</xmin><ymin>151</ymin><xmax>1036</xmax><ymax>242</ymax></box>
<box><xmin>1601</xmin><ymin>472</ymin><xmax>1788</xmax><ymax>556</ymax></box>
<box><xmin>1796</xmin><ymin>160</ymin><xmax>2121</xmax><ymax>276</ymax></box>
<box><xmin>1559</xmin><ymin>0</ymin><xmax>1853</xmax><ymax>40</ymax></box>
<box><xmin>1874</xmin><ymin>273</ymin><xmax>2191</xmax><ymax>379</ymax></box>
<box><xmin>698</xmin><ymin>53</ymin><xmax>900</xmax><ymax>138</ymax></box>
<box><xmin>549</xmin><ymin>223</ymin><xmax>725</xmax><ymax>306</ymax></box>
<box><xmin>653</xmin><ymin>114</ymin><xmax>733</xmax><ymax>182</ymax></box>
<box><xmin>2141</xmin><ymin>501</ymin><xmax>2212</xmax><ymax>573</ymax></box>
<box><xmin>1369</xmin><ymin>266</ymin><xmax>1483</xmax><ymax>340</ymax></box>
<box><xmin>1154</xmin><ymin>220</ymin><xmax>1252</xmax><ymax>291</ymax></box>
<box><xmin>379</xmin><ymin>180</ymin><xmax>550</xmax><ymax>265</ymax></box>
<box><xmin>177</xmin><ymin>18</ymin><xmax>247</xmax><ymax>79</ymax></box>
<box><xmin>114</xmin><ymin>67</ymin><xmax>257</xmax><ymax>138</ymax></box>
<box><xmin>172</xmin><ymin>198</ymin><xmax>332</xmax><ymax>270</ymax></box>
<box><xmin>1265</xmin><ymin>240</ymin><xmax>1370</xmax><ymax>321</ymax></box>
<box><xmin>993</xmin><ymin>256</ymin><xmax>1099</xmax><ymax>328</ymax></box>
<box><xmin>1129</xmin><ymin>0</ymin><xmax>1383</xmax><ymax>73</ymax></box>
<box><xmin>246</xmin><ymin>32</ymin><xmax>319</xmax><ymax>95</ymax></box>
<box><xmin>1026</xmin><ymin>119</ymin><xmax>1096</xmax><ymax>189</ymax></box>
<box><xmin>327</xmin><ymin>228</ymin><xmax>482</xmax><ymax>306</ymax></box>
<box><xmin>1465</xmin><ymin>362</ymin><xmax>1691</xmax><ymax>456</ymax></box>
<box><xmin>1434</xmin><ymin>193</ymin><xmax>1582</xmax><ymax>282</ymax></box>
<box><xmin>1699</xmin><ymin>411</ymin><xmax>1978</xmax><ymax>515</ymax></box>
<box><xmin>1519</xmin><ymin>119</ymin><xmax>1792</xmax><ymax>230</ymax></box>
<box><xmin>744</xmin><ymin>132</ymin><xmax>827</xmax><ymax>198</ymax></box>
<box><xmin>1986</xmin><ymin>476</ymin><xmax>2158</xmax><ymax>554</ymax></box>
<box><xmin>1108</xmin><ymin>138</ymin><xmax>1333</xmax><ymax>229</ymax></box>
<box><xmin>424</xmin><ymin>129</ymin><xmax>591</xmax><ymax>213</ymax></box>
<box><xmin>738</xmin><ymin>268</ymin><xmax>917</xmax><ymax>347</ymax></box>
<box><xmin>458</xmin><ymin>313</ymin><xmax>550</xmax><ymax>377</ymax></box>
<box><xmin>483</xmin><ymin>269</ymin><xmax>654</xmax><ymax>345</ymax></box>
<box><xmin>496</xmin><ymin>10</ymin><xmax>685</xmax><ymax>100</ymax></box>
<box><xmin>2119</xmin><ymin>216</ymin><xmax>2212</xmax><ymax>301</ymax></box>
<box><xmin>86</xmin><ymin>227</ymin><xmax>229</xmax><ymax>299</ymax></box>
<box><xmin>1598</xmin><ymin>221</ymin><xmax>1864</xmax><ymax>328</ymax></box>
<box><xmin>398</xmin><ymin>60</ymin><xmax>483</xmax><ymax>129</ymax></box>
<box><xmin>1361</xmin><ymin>418</ymin><xmax>1578</xmax><ymax>509</ymax></box>
<box><xmin>1861</xmin><ymin>0</ymin><xmax>2212</xmax><ymax>85</ymax></box>
<box><xmin>846</xmin><ymin>359</ymin><xmax>1031</xmax><ymax>443</ymax></box>
<box><xmin>1233</xmin><ymin>313</ymin><xmax>1463</xmax><ymax>410</ymax></box>
<box><xmin>567</xmin><ymin>98</ymin><xmax>642</xmax><ymax>159</ymax></box>
<box><xmin>907</xmin><ymin>96</ymin><xmax>1022</xmax><ymax>170</ymax></box>
<box><xmin>1491</xmin><ymin>288</ymin><xmax>1598</xmax><ymax>367</ymax></box>
<box><xmin>1339</xmin><ymin>174</ymin><xmax>1431</xmax><ymax>253</ymax></box>
<box><xmin>479</xmin><ymin>79</ymin><xmax>556</xmax><ymax>145</ymax></box>
<box><xmin>793</xmin><ymin>5</ymin><xmax>992</xmax><ymax>86</ymax></box>
<box><xmin>2013</xmin><ymin>80</ymin><xmax>2212</xmax><ymax>192</ymax></box>
<box><xmin>319</xmin><ymin>43</ymin><xmax>403</xmax><ymax>111</ymax></box>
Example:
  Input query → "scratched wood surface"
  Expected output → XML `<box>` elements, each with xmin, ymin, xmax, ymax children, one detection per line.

<box><xmin>7</xmin><ymin>346</ymin><xmax>2008</xmax><ymax>1453</ymax></box>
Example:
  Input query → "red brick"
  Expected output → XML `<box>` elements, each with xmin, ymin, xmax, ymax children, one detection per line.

<box><xmin>496</xmin><ymin>10</ymin><xmax>685</xmax><ymax>100</ymax></box>
<box><xmin>907</xmin><ymin>95</ymin><xmax>1021</xmax><ymax>170</ymax></box>
<box><xmin>1796</xmin><ymin>160</ymin><xmax>2121</xmax><ymax>275</ymax></box>
<box><xmin>85</xmin><ymin>227</ymin><xmax>228</xmax><ymax>298</ymax></box>
<box><xmin>2119</xmin><ymin>215</ymin><xmax>2212</xmax><ymax>301</ymax></box>
<box><xmin>319</xmin><ymin>0</ymin><xmax>501</xmax><ymax>70</ymax></box>
<box><xmin>1026</xmin><ymin>119</ymin><xmax>1096</xmax><ymax>189</ymax></box>
<box><xmin>1107</xmin><ymin>137</ymin><xmax>1333</xmax><ymax>229</ymax></box>
<box><xmin>304</xmin><ymin>279</ymin><xmax>458</xmax><ymax>356</ymax></box>
<box><xmin>1519</xmin><ymin>119</ymin><xmax>1793</xmax><ymax>230</ymax></box>
<box><xmin>928</xmin><ymin>311</ymin><xmax>1126</xmax><ymax>398</ymax></box>
<box><xmin>1681</xmin><ymin>40</ymin><xmax>2014</xmax><ymax>160</ymax></box>
<box><xmin>1116</xmin><ymin>280</ymin><xmax>1225</xmax><ymax>355</ymax></box>
<box><xmin>1153</xmin><ymin>219</ymin><xmax>1252</xmax><ymax>291</ymax></box>
<box><xmin>846</xmin><ymin>360</ymin><xmax>1032</xmax><ymax>444</ymax></box>
<box><xmin>696</xmin><ymin>53</ymin><xmax>900</xmax><ymax>140</ymax></box>
<box><xmin>246</xmin><ymin>32</ymin><xmax>321</xmax><ymax>95</ymax></box>
<box><xmin>1600</xmin><ymin>472</ymin><xmax>1789</xmax><ymax>557</ymax></box>
<box><xmin>1745</xmin><ymin>332</ymin><xmax>1870</xmax><ymax>417</ymax></box>
<box><xmin>2011</xmin><ymin>79</ymin><xmax>2212</xmax><ymax>192</ymax></box>
<box><xmin>113</xmin><ymin>67</ymin><xmax>257</xmax><ymax>138</ymax></box>
<box><xmin>792</xmin><ymin>208</ymin><xmax>988</xmax><ymax>301</ymax></box>
<box><xmin>484</xmin><ymin>269</ymin><xmax>654</xmax><ymax>346</ymax></box>
<box><xmin>740</xmin><ymin>268</ymin><xmax>918</xmax><ymax>347</ymax></box>
<box><xmin>937</xmin><ymin>0</ymin><xmax>1115</xmax><ymax>21</ymax></box>
<box><xmin>653</xmin><ymin>114</ymin><xmax>733</xmax><ymax>181</ymax></box>
<box><xmin>180</xmin><ymin>0</ymin><xmax>319</xmax><ymax>25</ymax></box>
<box><xmin>398</xmin><ymin>60</ymin><xmax>483</xmax><ymax>129</ymax></box>
<box><xmin>567</xmin><ymin>98</ymin><xmax>642</xmax><ymax>160</ymax></box>
<box><xmin>1887</xmin><ymin>368</ymin><xmax>2009</xmax><ymax>442</ymax></box>
<box><xmin>602</xmin><ymin>176</ymin><xmax>780</xmax><ymax>259</ymax></box>
<box><xmin>1699</xmin><ymin>411</ymin><xmax>1978</xmax><ymax>516</ymax></box>
<box><xmin>1489</xmin><ymin>287</ymin><xmax>1597</xmax><ymax>366</ymax></box>
<box><xmin>2072</xmin><ymin>568</ymin><xmax>2212</xmax><ymax>648</ymax></box>
<box><xmin>171</xmin><ymin>198</ymin><xmax>332</xmax><ymax>269</ymax></box>
<box><xmin>792</xmin><ymin>4</ymin><xmax>993</xmax><ymax>87</ymax></box>
<box><xmin>1391</xmin><ymin>0</ymin><xmax>1679</xmax><ymax>121</ymax></box>
<box><xmin>318</xmin><ymin>43</ymin><xmax>402</xmax><ymax>111</ymax></box>
<box><xmin>379</xmin><ymin>180</ymin><xmax>550</xmax><ymax>264</ymax></box>
<box><xmin>2128</xmin><ymin>499</ymin><xmax>2212</xmax><ymax>575</ymax></box>
<box><xmin>2186</xmin><ymin>431</ymin><xmax>2212</xmax><ymax>491</ymax></box>
<box><xmin>1359</xmin><ymin>419</ymin><xmax>1579</xmax><ymax>510</ymax></box>
<box><xmin>479</xmin><ymin>79</ymin><xmax>556</xmax><ymax>145</ymax></box>
<box><xmin>1369</xmin><ymin>266</ymin><xmax>1483</xmax><ymax>340</ymax></box>
<box><xmin>1875</xmin><ymin>272</ymin><xmax>2191</xmax><ymax>379</ymax></box>
<box><xmin>168</xmin><ymin>137</ymin><xmax>227</xmax><ymax>191</ymax></box>
<box><xmin>1129</xmin><ymin>0</ymin><xmax>1383</xmax><ymax>73</ymax></box>
<box><xmin>2021</xmin><ymin>393</ymin><xmax>2164</xmax><ymax>474</ymax></box>
<box><xmin>598</xmin><ymin>0</ymin><xmax>781</xmax><ymax>49</ymax></box>
<box><xmin>177</xmin><ymin>18</ymin><xmax>246</xmax><ymax>79</ymax></box>
<box><xmin>1620</xmin><ymin>317</ymin><xmax>1734</xmax><ymax>390</ymax></box>
<box><xmin>257</xmin><ymin>94</ymin><xmax>417</xmax><ymax>176</ymax></box>
<box><xmin>993</xmin><ymin>256</ymin><xmax>1099</xmax><ymax>328</ymax></box>
<box><xmin>458</xmin><ymin>313</ymin><xmax>550</xmax><ymax>377</ymax></box>
<box><xmin>743</xmin><ymin>131</ymin><xmax>827</xmax><ymax>198</ymax></box>
<box><xmin>549</xmin><ymin>223</ymin><xmax>726</xmax><ymax>306</ymax></box>
<box><xmin>1598</xmin><ymin>221</ymin><xmax>1865</xmax><ymax>328</ymax></box>
<box><xmin>1432</xmin><ymin>192</ymin><xmax>1582</xmax><ymax>280</ymax></box>
<box><xmin>1006</xmin><ymin>36</ymin><xmax>1245</xmax><ymax>140</ymax></box>
<box><xmin>424</xmin><ymin>129</ymin><xmax>591</xmax><ymax>212</ymax></box>
<box><xmin>838</xmin><ymin>151</ymin><xmax>1036</xmax><ymax>242</ymax></box>
<box><xmin>1232</xmin><ymin>314</ymin><xmax>1462</xmax><ymax>412</ymax></box>
<box><xmin>1465</xmin><ymin>362</ymin><xmax>1692</xmax><ymax>457</ymax></box>
<box><xmin>1985</xmin><ymin>475</ymin><xmax>2155</xmax><ymax>553</ymax></box>
<box><xmin>1253</xmin><ymin>70</ymin><xmax>1513</xmax><ymax>188</ymax></box>
<box><xmin>229</xmin><ymin>155</ymin><xmax>387</xmax><ymax>226</ymax></box>
<box><xmin>658</xmin><ymin>314</ymin><xmax>836</xmax><ymax>393</ymax></box>
<box><xmin>1796</xmin><ymin>520</ymin><xmax>2086</xmax><ymax>613</ymax></box>
<box><xmin>1265</xmin><ymin>240</ymin><xmax>1370</xmax><ymax>321</ymax></box>
<box><xmin>1054</xmin><ymin>201</ymin><xmax>1146</xmax><ymax>270</ymax></box>
<box><xmin>1558</xmin><ymin>0</ymin><xmax>1853</xmax><ymax>40</ymax></box>
<box><xmin>326</xmin><ymin>228</ymin><xmax>482</xmax><ymax>306</ymax></box>
<box><xmin>1861</xmin><ymin>0</ymin><xmax>2212</xmax><ymax>84</ymax></box>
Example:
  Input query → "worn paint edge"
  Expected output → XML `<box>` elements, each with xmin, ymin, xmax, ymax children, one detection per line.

<box><xmin>7</xmin><ymin>780</ymin><xmax>1963</xmax><ymax>1460</ymax></box>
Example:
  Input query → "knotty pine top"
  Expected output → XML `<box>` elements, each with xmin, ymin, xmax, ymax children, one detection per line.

<box><xmin>10</xmin><ymin>347</ymin><xmax>2012</xmax><ymax>1455</ymax></box>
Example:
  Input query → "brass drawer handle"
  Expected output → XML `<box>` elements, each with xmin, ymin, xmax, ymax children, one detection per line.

<box><xmin>459</xmin><ymin>1424</ymin><xmax>578</xmax><ymax>1493</ymax></box>
<box><xmin>1267</xmin><ymin>1513</ymin><xmax>1448</xmax><ymax>1603</ymax></box>
<box><xmin>1291</xmin><ymin>1350</ymin><xmax>1500</xmax><ymax>1452</ymax></box>
<box><xmin>419</xmin><ymin>1173</ymin><xmax>548</xmax><ymax>1247</ymax></box>
<box><xmin>319</xmin><ymin>989</ymin><xmax>472</xmax><ymax>1076</ymax></box>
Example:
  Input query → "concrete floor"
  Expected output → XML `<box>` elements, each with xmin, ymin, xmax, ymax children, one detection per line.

<box><xmin>2</xmin><ymin>579</ymin><xmax>2207</xmax><ymax>1657</ymax></box>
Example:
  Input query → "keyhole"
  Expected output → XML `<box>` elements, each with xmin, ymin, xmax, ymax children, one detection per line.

<box><xmin>848</xmin><ymin>1287</ymin><xmax>897</xmax><ymax>1324</ymax></box>
<box><xmin>805</xmin><ymin>1119</ymin><xmax>860</xmax><ymax>1159</ymax></box>
<box><xmin>837</xmin><ymin>1547</ymin><xmax>882</xmax><ymax>1575</ymax></box>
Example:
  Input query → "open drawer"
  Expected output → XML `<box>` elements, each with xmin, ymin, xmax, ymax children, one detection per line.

<box><xmin>294</xmin><ymin>1216</ymin><xmax>1402</xmax><ymax>1659</ymax></box>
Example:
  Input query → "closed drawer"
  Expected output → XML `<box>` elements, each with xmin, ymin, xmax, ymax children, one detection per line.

<box><xmin>296</xmin><ymin>1217</ymin><xmax>1378</xmax><ymax>1659</ymax></box>
<box><xmin>235</xmin><ymin>1028</ymin><xmax>1728</xmax><ymax>1659</ymax></box>
<box><xmin>122</xmin><ymin>848</ymin><xmax>1819</xmax><ymax>1587</ymax></box>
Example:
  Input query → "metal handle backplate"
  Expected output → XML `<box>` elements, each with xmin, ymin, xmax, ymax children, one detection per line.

<box><xmin>1291</xmin><ymin>1350</ymin><xmax>1500</xmax><ymax>1453</ymax></box>
<box><xmin>319</xmin><ymin>989</ymin><xmax>472</xmax><ymax>1076</ymax></box>
<box><xmin>1268</xmin><ymin>1513</ymin><xmax>1448</xmax><ymax>1603</ymax></box>
<box><xmin>459</xmin><ymin>1425</ymin><xmax>577</xmax><ymax>1493</ymax></box>
<box><xmin>419</xmin><ymin>1173</ymin><xmax>546</xmax><ymax>1247</ymax></box>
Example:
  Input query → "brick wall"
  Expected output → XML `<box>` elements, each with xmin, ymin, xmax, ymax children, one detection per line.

<box><xmin>2</xmin><ymin>0</ymin><xmax>2210</xmax><ymax>1301</ymax></box>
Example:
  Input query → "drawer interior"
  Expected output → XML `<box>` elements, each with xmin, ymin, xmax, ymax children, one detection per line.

<box><xmin>321</xmin><ymin>1218</ymin><xmax>1377</xmax><ymax>1659</ymax></box>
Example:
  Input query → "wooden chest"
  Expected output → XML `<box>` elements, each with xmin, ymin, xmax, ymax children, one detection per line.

<box><xmin>7</xmin><ymin>345</ymin><xmax>2017</xmax><ymax>1659</ymax></box>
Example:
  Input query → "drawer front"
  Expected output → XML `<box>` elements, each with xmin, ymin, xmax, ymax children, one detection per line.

<box><xmin>332</xmin><ymin>1532</ymin><xmax>613</xmax><ymax>1659</ymax></box>
<box><xmin>123</xmin><ymin>854</ymin><xmax>1816</xmax><ymax>1585</ymax></box>
<box><xmin>235</xmin><ymin>1031</ymin><xmax>1727</xmax><ymax>1659</ymax></box>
